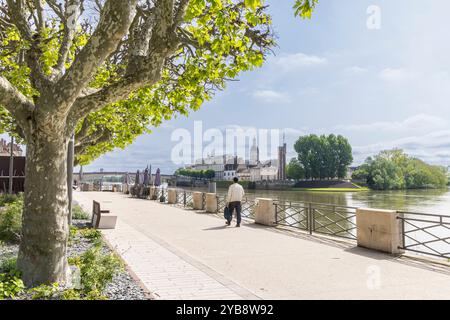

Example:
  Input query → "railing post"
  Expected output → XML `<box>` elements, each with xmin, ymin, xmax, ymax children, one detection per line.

<box><xmin>274</xmin><ymin>203</ymin><xmax>277</xmax><ymax>224</ymax></box>
<box><xmin>183</xmin><ymin>191</ymin><xmax>186</xmax><ymax>206</ymax></box>
<box><xmin>400</xmin><ymin>213</ymin><xmax>405</xmax><ymax>249</ymax></box>
<box><xmin>216</xmin><ymin>195</ymin><xmax>221</xmax><ymax>213</ymax></box>
<box><xmin>308</xmin><ymin>203</ymin><xmax>313</xmax><ymax>235</ymax></box>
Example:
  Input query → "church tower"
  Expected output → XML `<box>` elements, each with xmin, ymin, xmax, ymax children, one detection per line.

<box><xmin>250</xmin><ymin>137</ymin><xmax>259</xmax><ymax>165</ymax></box>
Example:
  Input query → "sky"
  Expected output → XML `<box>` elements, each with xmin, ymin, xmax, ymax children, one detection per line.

<box><xmin>4</xmin><ymin>0</ymin><xmax>450</xmax><ymax>174</ymax></box>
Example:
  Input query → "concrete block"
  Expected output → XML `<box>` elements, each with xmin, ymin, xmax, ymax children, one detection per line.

<box><xmin>255</xmin><ymin>198</ymin><xmax>276</xmax><ymax>226</ymax></box>
<box><xmin>205</xmin><ymin>193</ymin><xmax>218</xmax><ymax>213</ymax></box>
<box><xmin>356</xmin><ymin>208</ymin><xmax>404</xmax><ymax>254</ymax></box>
<box><xmin>150</xmin><ymin>186</ymin><xmax>157</xmax><ymax>200</ymax></box>
<box><xmin>168</xmin><ymin>189</ymin><xmax>177</xmax><ymax>204</ymax></box>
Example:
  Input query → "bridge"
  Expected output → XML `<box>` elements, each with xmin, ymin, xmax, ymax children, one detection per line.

<box><xmin>73</xmin><ymin>171</ymin><xmax>176</xmax><ymax>185</ymax></box>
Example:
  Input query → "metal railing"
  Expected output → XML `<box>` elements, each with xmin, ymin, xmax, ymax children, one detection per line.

<box><xmin>275</xmin><ymin>202</ymin><xmax>357</xmax><ymax>240</ymax></box>
<box><xmin>216</xmin><ymin>194</ymin><xmax>227</xmax><ymax>213</ymax></box>
<box><xmin>183</xmin><ymin>191</ymin><xmax>194</xmax><ymax>208</ymax></box>
<box><xmin>397</xmin><ymin>211</ymin><xmax>450</xmax><ymax>259</ymax></box>
<box><xmin>214</xmin><ymin>194</ymin><xmax>256</xmax><ymax>219</ymax></box>
<box><xmin>241</xmin><ymin>197</ymin><xmax>256</xmax><ymax>219</ymax></box>
<box><xmin>275</xmin><ymin>202</ymin><xmax>309</xmax><ymax>231</ymax></box>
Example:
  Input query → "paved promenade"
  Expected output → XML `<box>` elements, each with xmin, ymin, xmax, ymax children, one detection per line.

<box><xmin>74</xmin><ymin>191</ymin><xmax>450</xmax><ymax>300</ymax></box>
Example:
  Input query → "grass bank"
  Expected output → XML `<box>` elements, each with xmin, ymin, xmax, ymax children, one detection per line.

<box><xmin>291</xmin><ymin>187</ymin><xmax>370</xmax><ymax>192</ymax></box>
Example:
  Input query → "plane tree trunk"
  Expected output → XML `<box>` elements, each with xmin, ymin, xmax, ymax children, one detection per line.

<box><xmin>17</xmin><ymin>132</ymin><xmax>71</xmax><ymax>287</ymax></box>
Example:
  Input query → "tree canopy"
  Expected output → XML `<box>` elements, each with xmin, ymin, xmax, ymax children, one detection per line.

<box><xmin>286</xmin><ymin>157</ymin><xmax>305</xmax><ymax>180</ymax></box>
<box><xmin>0</xmin><ymin>0</ymin><xmax>317</xmax><ymax>165</ymax></box>
<box><xmin>352</xmin><ymin>149</ymin><xmax>448</xmax><ymax>190</ymax></box>
<box><xmin>175</xmin><ymin>167</ymin><xmax>215</xmax><ymax>179</ymax></box>
<box><xmin>293</xmin><ymin>134</ymin><xmax>353</xmax><ymax>180</ymax></box>
<box><xmin>0</xmin><ymin>0</ymin><xmax>319</xmax><ymax>286</ymax></box>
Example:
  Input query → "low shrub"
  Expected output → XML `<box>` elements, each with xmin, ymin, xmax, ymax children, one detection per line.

<box><xmin>0</xmin><ymin>196</ymin><xmax>23</xmax><ymax>243</ymax></box>
<box><xmin>77</xmin><ymin>244</ymin><xmax>123</xmax><ymax>293</ymax></box>
<box><xmin>72</xmin><ymin>205</ymin><xmax>89</xmax><ymax>220</ymax></box>
<box><xmin>0</xmin><ymin>257</ymin><xmax>18</xmax><ymax>274</ymax></box>
<box><xmin>0</xmin><ymin>273</ymin><xmax>25</xmax><ymax>299</ymax></box>
<box><xmin>79</xmin><ymin>228</ymin><xmax>102</xmax><ymax>243</ymax></box>
<box><xmin>30</xmin><ymin>283</ymin><xmax>60</xmax><ymax>300</ymax></box>
<box><xmin>0</xmin><ymin>194</ymin><xmax>19</xmax><ymax>207</ymax></box>
<box><xmin>0</xmin><ymin>257</ymin><xmax>24</xmax><ymax>299</ymax></box>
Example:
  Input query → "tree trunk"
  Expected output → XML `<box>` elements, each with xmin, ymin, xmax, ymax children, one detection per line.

<box><xmin>17</xmin><ymin>134</ymin><xmax>71</xmax><ymax>287</ymax></box>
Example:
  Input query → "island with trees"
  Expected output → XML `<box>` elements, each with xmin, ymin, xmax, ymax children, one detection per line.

<box><xmin>286</xmin><ymin>134</ymin><xmax>361</xmax><ymax>190</ymax></box>
<box><xmin>352</xmin><ymin>149</ymin><xmax>448</xmax><ymax>190</ymax></box>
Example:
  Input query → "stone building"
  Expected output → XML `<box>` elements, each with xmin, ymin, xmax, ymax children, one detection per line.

<box><xmin>0</xmin><ymin>138</ymin><xmax>23</xmax><ymax>156</ymax></box>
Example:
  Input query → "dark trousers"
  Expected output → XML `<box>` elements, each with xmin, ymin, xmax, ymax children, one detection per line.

<box><xmin>228</xmin><ymin>201</ymin><xmax>242</xmax><ymax>225</ymax></box>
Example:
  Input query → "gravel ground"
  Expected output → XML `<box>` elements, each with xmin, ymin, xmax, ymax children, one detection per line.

<box><xmin>0</xmin><ymin>220</ymin><xmax>149</xmax><ymax>300</ymax></box>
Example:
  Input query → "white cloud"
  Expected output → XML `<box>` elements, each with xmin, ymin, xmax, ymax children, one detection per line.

<box><xmin>345</xmin><ymin>66</ymin><xmax>368</xmax><ymax>75</ymax></box>
<box><xmin>252</xmin><ymin>90</ymin><xmax>290</xmax><ymax>103</ymax></box>
<box><xmin>335</xmin><ymin>113</ymin><xmax>447</xmax><ymax>134</ymax></box>
<box><xmin>353</xmin><ymin>130</ymin><xmax>450</xmax><ymax>165</ymax></box>
<box><xmin>379</xmin><ymin>68</ymin><xmax>409</xmax><ymax>82</ymax></box>
<box><xmin>273</xmin><ymin>53</ymin><xmax>327</xmax><ymax>71</ymax></box>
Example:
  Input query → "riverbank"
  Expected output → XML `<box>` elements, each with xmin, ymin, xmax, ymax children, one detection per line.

<box><xmin>290</xmin><ymin>187</ymin><xmax>369</xmax><ymax>192</ymax></box>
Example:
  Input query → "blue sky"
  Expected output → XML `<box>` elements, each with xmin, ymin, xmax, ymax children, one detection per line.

<box><xmin>4</xmin><ymin>1</ymin><xmax>450</xmax><ymax>174</ymax></box>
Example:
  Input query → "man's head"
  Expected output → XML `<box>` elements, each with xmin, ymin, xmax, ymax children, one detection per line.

<box><xmin>233</xmin><ymin>177</ymin><xmax>239</xmax><ymax>183</ymax></box>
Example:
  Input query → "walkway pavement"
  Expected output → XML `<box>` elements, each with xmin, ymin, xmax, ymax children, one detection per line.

<box><xmin>74</xmin><ymin>191</ymin><xmax>450</xmax><ymax>300</ymax></box>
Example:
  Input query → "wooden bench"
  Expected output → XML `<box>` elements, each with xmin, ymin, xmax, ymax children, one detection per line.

<box><xmin>91</xmin><ymin>200</ymin><xmax>117</xmax><ymax>229</ymax></box>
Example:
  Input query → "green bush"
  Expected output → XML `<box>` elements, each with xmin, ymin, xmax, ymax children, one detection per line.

<box><xmin>0</xmin><ymin>257</ymin><xmax>24</xmax><ymax>299</ymax></box>
<box><xmin>0</xmin><ymin>257</ymin><xmax>18</xmax><ymax>274</ymax></box>
<box><xmin>72</xmin><ymin>205</ymin><xmax>89</xmax><ymax>220</ymax></box>
<box><xmin>77</xmin><ymin>245</ymin><xmax>123</xmax><ymax>293</ymax></box>
<box><xmin>79</xmin><ymin>228</ymin><xmax>102</xmax><ymax>243</ymax></box>
<box><xmin>30</xmin><ymin>283</ymin><xmax>60</xmax><ymax>300</ymax></box>
<box><xmin>0</xmin><ymin>194</ymin><xmax>19</xmax><ymax>207</ymax></box>
<box><xmin>0</xmin><ymin>273</ymin><xmax>25</xmax><ymax>299</ymax></box>
<box><xmin>0</xmin><ymin>197</ymin><xmax>23</xmax><ymax>243</ymax></box>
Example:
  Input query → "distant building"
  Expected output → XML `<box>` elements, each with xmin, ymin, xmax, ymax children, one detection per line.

<box><xmin>0</xmin><ymin>138</ymin><xmax>23</xmax><ymax>156</ymax></box>
<box><xmin>250</xmin><ymin>137</ymin><xmax>259</xmax><ymax>165</ymax></box>
<box><xmin>277</xmin><ymin>142</ymin><xmax>287</xmax><ymax>181</ymax></box>
<box><xmin>236</xmin><ymin>164</ymin><xmax>251</xmax><ymax>181</ymax></box>
<box><xmin>187</xmin><ymin>139</ymin><xmax>287</xmax><ymax>181</ymax></box>
<box><xmin>223</xmin><ymin>156</ymin><xmax>239</xmax><ymax>181</ymax></box>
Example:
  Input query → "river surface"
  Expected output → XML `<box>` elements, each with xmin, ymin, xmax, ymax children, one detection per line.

<box><xmin>193</xmin><ymin>187</ymin><xmax>450</xmax><ymax>215</ymax></box>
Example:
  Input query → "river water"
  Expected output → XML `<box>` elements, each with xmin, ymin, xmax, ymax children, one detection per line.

<box><xmin>241</xmin><ymin>188</ymin><xmax>450</xmax><ymax>215</ymax></box>
<box><xmin>188</xmin><ymin>186</ymin><xmax>450</xmax><ymax>215</ymax></box>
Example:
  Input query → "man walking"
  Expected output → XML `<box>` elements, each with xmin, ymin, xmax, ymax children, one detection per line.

<box><xmin>226</xmin><ymin>177</ymin><xmax>245</xmax><ymax>227</ymax></box>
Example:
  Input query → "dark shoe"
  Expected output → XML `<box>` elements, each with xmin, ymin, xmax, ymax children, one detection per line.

<box><xmin>226</xmin><ymin>221</ymin><xmax>231</xmax><ymax>226</ymax></box>
<box><xmin>236</xmin><ymin>224</ymin><xmax>240</xmax><ymax>227</ymax></box>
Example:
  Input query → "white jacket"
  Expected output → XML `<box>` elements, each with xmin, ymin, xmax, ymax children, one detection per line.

<box><xmin>227</xmin><ymin>183</ymin><xmax>245</xmax><ymax>203</ymax></box>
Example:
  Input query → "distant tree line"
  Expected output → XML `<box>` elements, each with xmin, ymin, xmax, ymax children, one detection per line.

<box><xmin>175</xmin><ymin>168</ymin><xmax>215</xmax><ymax>180</ymax></box>
<box><xmin>352</xmin><ymin>149</ymin><xmax>448</xmax><ymax>190</ymax></box>
<box><xmin>287</xmin><ymin>134</ymin><xmax>353</xmax><ymax>180</ymax></box>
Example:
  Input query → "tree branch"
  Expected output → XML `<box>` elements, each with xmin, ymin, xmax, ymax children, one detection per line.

<box><xmin>52</xmin><ymin>0</ymin><xmax>82</xmax><ymax>79</ymax></box>
<box><xmin>0</xmin><ymin>75</ymin><xmax>34</xmax><ymax>128</ymax></box>
<box><xmin>53</xmin><ymin>0</ymin><xmax>138</xmax><ymax>113</ymax></box>
<box><xmin>67</xmin><ymin>0</ymin><xmax>181</xmax><ymax>129</ymax></box>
